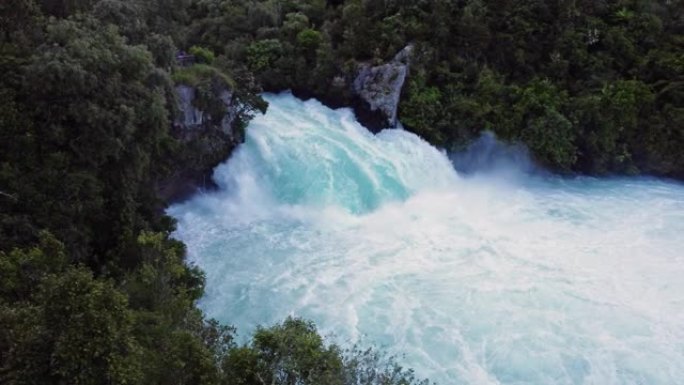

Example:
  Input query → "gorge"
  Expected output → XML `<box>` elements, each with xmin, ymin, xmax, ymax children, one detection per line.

<box><xmin>169</xmin><ymin>93</ymin><xmax>684</xmax><ymax>385</ymax></box>
<box><xmin>3</xmin><ymin>1</ymin><xmax>684</xmax><ymax>384</ymax></box>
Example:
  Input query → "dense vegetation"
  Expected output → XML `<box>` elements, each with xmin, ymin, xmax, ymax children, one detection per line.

<box><xmin>0</xmin><ymin>1</ymin><xmax>425</xmax><ymax>384</ymax></box>
<box><xmin>180</xmin><ymin>0</ymin><xmax>683</xmax><ymax>176</ymax></box>
<box><xmin>0</xmin><ymin>0</ymin><xmax>682</xmax><ymax>384</ymax></box>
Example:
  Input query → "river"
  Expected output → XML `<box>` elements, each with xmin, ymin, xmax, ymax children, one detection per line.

<box><xmin>169</xmin><ymin>93</ymin><xmax>684</xmax><ymax>385</ymax></box>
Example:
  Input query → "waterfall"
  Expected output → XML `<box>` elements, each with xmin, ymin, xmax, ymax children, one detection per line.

<box><xmin>169</xmin><ymin>93</ymin><xmax>684</xmax><ymax>385</ymax></box>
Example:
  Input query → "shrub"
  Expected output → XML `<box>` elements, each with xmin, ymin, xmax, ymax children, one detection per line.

<box><xmin>189</xmin><ymin>46</ymin><xmax>216</xmax><ymax>65</ymax></box>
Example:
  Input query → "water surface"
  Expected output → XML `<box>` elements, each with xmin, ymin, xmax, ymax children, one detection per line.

<box><xmin>169</xmin><ymin>93</ymin><xmax>684</xmax><ymax>385</ymax></box>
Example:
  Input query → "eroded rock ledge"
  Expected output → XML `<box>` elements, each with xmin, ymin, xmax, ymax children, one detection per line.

<box><xmin>351</xmin><ymin>45</ymin><xmax>412</xmax><ymax>131</ymax></box>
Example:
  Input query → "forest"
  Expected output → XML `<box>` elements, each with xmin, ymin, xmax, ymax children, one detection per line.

<box><xmin>1</xmin><ymin>0</ymin><xmax>682</xmax><ymax>384</ymax></box>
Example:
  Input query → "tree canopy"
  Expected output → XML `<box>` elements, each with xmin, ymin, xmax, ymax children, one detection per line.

<box><xmin>1</xmin><ymin>0</ymin><xmax>682</xmax><ymax>384</ymax></box>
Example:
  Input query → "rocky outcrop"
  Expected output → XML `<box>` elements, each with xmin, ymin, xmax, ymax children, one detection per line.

<box><xmin>350</xmin><ymin>45</ymin><xmax>412</xmax><ymax>132</ymax></box>
<box><xmin>176</xmin><ymin>85</ymin><xmax>204</xmax><ymax>127</ymax></box>
<box><xmin>175</xmin><ymin>85</ymin><xmax>239</xmax><ymax>138</ymax></box>
<box><xmin>157</xmin><ymin>85</ymin><xmax>243</xmax><ymax>202</ymax></box>
<box><xmin>288</xmin><ymin>45</ymin><xmax>413</xmax><ymax>132</ymax></box>
<box><xmin>159</xmin><ymin>46</ymin><xmax>413</xmax><ymax>201</ymax></box>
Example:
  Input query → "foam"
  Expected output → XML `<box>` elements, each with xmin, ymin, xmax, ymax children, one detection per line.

<box><xmin>169</xmin><ymin>93</ymin><xmax>684</xmax><ymax>385</ymax></box>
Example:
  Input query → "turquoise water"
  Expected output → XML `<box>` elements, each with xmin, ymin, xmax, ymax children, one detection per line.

<box><xmin>169</xmin><ymin>93</ymin><xmax>684</xmax><ymax>385</ymax></box>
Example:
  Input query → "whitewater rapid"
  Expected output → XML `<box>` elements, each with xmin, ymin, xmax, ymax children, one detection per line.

<box><xmin>169</xmin><ymin>93</ymin><xmax>684</xmax><ymax>385</ymax></box>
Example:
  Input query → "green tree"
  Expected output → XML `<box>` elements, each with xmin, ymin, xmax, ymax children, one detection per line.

<box><xmin>400</xmin><ymin>75</ymin><xmax>444</xmax><ymax>144</ymax></box>
<box><xmin>0</xmin><ymin>235</ymin><xmax>142</xmax><ymax>385</ymax></box>
<box><xmin>246</xmin><ymin>39</ymin><xmax>283</xmax><ymax>73</ymax></box>
<box><xmin>296</xmin><ymin>28</ymin><xmax>322</xmax><ymax>58</ymax></box>
<box><xmin>221</xmin><ymin>317</ymin><xmax>429</xmax><ymax>385</ymax></box>
<box><xmin>514</xmin><ymin>78</ymin><xmax>577</xmax><ymax>170</ymax></box>
<box><xmin>9</xmin><ymin>15</ymin><xmax>173</xmax><ymax>265</ymax></box>
<box><xmin>190</xmin><ymin>45</ymin><xmax>216</xmax><ymax>64</ymax></box>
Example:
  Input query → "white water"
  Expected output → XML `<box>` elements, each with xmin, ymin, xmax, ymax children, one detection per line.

<box><xmin>169</xmin><ymin>93</ymin><xmax>684</xmax><ymax>385</ymax></box>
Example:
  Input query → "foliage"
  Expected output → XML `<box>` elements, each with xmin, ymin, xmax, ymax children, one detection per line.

<box><xmin>0</xmin><ymin>14</ymin><xmax>174</xmax><ymax>266</ymax></box>
<box><xmin>1</xmin><ymin>4</ymin><xmax>261</xmax><ymax>385</ymax></box>
<box><xmin>222</xmin><ymin>317</ymin><xmax>429</xmax><ymax>385</ymax></box>
<box><xmin>172</xmin><ymin>63</ymin><xmax>234</xmax><ymax>88</ymax></box>
<box><xmin>297</xmin><ymin>28</ymin><xmax>322</xmax><ymax>52</ymax></box>
<box><xmin>183</xmin><ymin>0</ymin><xmax>684</xmax><ymax>177</ymax></box>
<box><xmin>0</xmin><ymin>234</ymin><xmax>142</xmax><ymax>385</ymax></box>
<box><xmin>246</xmin><ymin>39</ymin><xmax>283</xmax><ymax>73</ymax></box>
<box><xmin>0</xmin><ymin>6</ymin><xmax>425</xmax><ymax>384</ymax></box>
<box><xmin>190</xmin><ymin>45</ymin><xmax>216</xmax><ymax>64</ymax></box>
<box><xmin>399</xmin><ymin>75</ymin><xmax>444</xmax><ymax>143</ymax></box>
<box><xmin>223</xmin><ymin>318</ymin><xmax>344</xmax><ymax>385</ymax></box>
<box><xmin>2</xmin><ymin>1</ymin><xmax>683</xmax><ymax>384</ymax></box>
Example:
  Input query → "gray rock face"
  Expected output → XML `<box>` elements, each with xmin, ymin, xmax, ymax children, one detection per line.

<box><xmin>175</xmin><ymin>85</ymin><xmax>237</xmax><ymax>138</ymax></box>
<box><xmin>352</xmin><ymin>45</ymin><xmax>412</xmax><ymax>129</ymax></box>
<box><xmin>176</xmin><ymin>85</ymin><xmax>204</xmax><ymax>126</ymax></box>
<box><xmin>218</xmin><ymin>89</ymin><xmax>238</xmax><ymax>137</ymax></box>
<box><xmin>161</xmin><ymin>85</ymin><xmax>243</xmax><ymax>202</ymax></box>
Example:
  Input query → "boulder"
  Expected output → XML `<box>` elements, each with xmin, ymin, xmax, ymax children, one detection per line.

<box><xmin>351</xmin><ymin>45</ymin><xmax>412</xmax><ymax>131</ymax></box>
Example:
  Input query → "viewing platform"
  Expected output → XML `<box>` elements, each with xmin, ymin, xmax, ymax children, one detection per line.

<box><xmin>176</xmin><ymin>52</ymin><xmax>196</xmax><ymax>67</ymax></box>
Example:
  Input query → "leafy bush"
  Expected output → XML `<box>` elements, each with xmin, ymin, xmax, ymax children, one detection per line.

<box><xmin>246</xmin><ymin>39</ymin><xmax>283</xmax><ymax>73</ymax></box>
<box><xmin>171</xmin><ymin>64</ymin><xmax>234</xmax><ymax>88</ymax></box>
<box><xmin>222</xmin><ymin>317</ymin><xmax>430</xmax><ymax>385</ymax></box>
<box><xmin>190</xmin><ymin>45</ymin><xmax>216</xmax><ymax>65</ymax></box>
<box><xmin>297</xmin><ymin>28</ymin><xmax>322</xmax><ymax>51</ymax></box>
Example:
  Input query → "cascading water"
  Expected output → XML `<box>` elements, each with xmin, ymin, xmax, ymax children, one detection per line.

<box><xmin>168</xmin><ymin>93</ymin><xmax>684</xmax><ymax>385</ymax></box>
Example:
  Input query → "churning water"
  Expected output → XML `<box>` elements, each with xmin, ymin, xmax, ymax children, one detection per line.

<box><xmin>168</xmin><ymin>93</ymin><xmax>684</xmax><ymax>385</ymax></box>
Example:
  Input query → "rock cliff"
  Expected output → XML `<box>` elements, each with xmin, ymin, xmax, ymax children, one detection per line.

<box><xmin>157</xmin><ymin>85</ymin><xmax>243</xmax><ymax>202</ymax></box>
<box><xmin>350</xmin><ymin>45</ymin><xmax>412</xmax><ymax>132</ymax></box>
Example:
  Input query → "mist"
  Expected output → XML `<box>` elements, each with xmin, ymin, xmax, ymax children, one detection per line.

<box><xmin>450</xmin><ymin>131</ymin><xmax>537</xmax><ymax>178</ymax></box>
